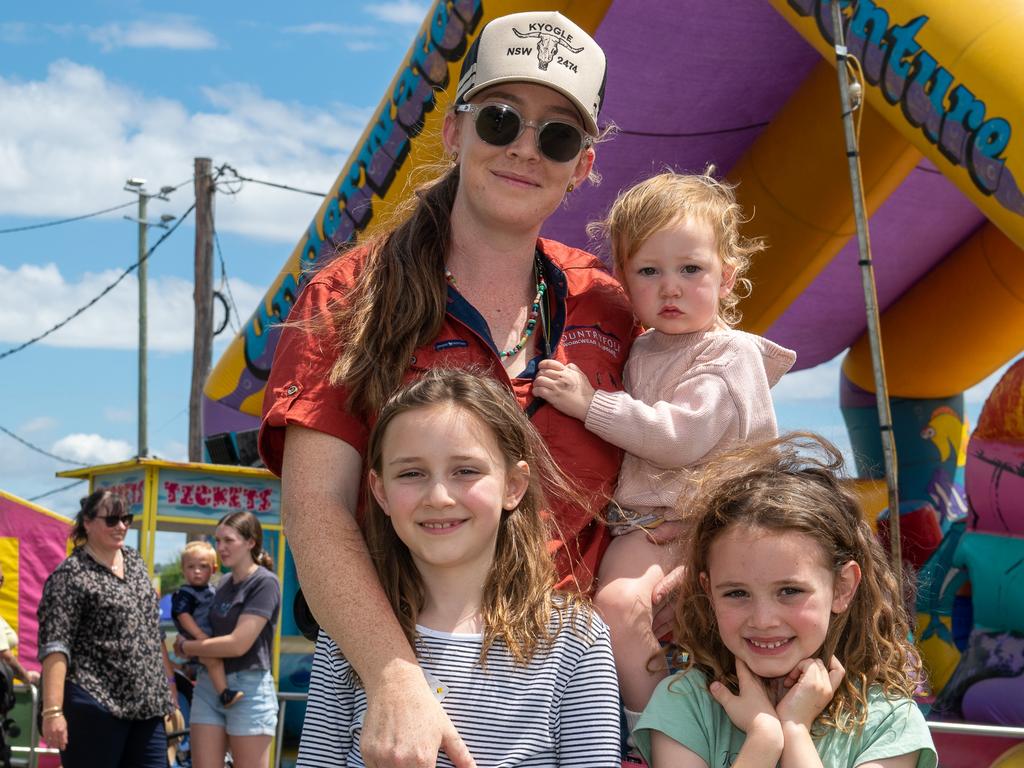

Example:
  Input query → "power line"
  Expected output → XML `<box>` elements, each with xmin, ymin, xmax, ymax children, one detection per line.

<box><xmin>28</xmin><ymin>480</ymin><xmax>87</xmax><ymax>503</ymax></box>
<box><xmin>0</xmin><ymin>200</ymin><xmax>138</xmax><ymax>234</ymax></box>
<box><xmin>217</xmin><ymin>163</ymin><xmax>326</xmax><ymax>198</ymax></box>
<box><xmin>0</xmin><ymin>175</ymin><xmax>196</xmax><ymax>236</ymax></box>
<box><xmin>213</xmin><ymin>228</ymin><xmax>242</xmax><ymax>334</ymax></box>
<box><xmin>0</xmin><ymin>202</ymin><xmax>196</xmax><ymax>362</ymax></box>
<box><xmin>0</xmin><ymin>424</ymin><xmax>88</xmax><ymax>466</ymax></box>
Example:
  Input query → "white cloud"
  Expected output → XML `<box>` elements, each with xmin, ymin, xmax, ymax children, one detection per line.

<box><xmin>0</xmin><ymin>60</ymin><xmax>369</xmax><ymax>242</ymax></box>
<box><xmin>282</xmin><ymin>22</ymin><xmax>384</xmax><ymax>49</ymax></box>
<box><xmin>85</xmin><ymin>17</ymin><xmax>217</xmax><ymax>51</ymax></box>
<box><xmin>20</xmin><ymin>416</ymin><xmax>57</xmax><ymax>433</ymax></box>
<box><xmin>285</xmin><ymin>22</ymin><xmax>347</xmax><ymax>35</ymax></box>
<box><xmin>52</xmin><ymin>433</ymin><xmax>134</xmax><ymax>464</ymax></box>
<box><xmin>365</xmin><ymin>1</ymin><xmax>429</xmax><ymax>25</ymax></box>
<box><xmin>0</xmin><ymin>263</ymin><xmax>266</xmax><ymax>351</ymax></box>
<box><xmin>0</xmin><ymin>22</ymin><xmax>29</xmax><ymax>43</ymax></box>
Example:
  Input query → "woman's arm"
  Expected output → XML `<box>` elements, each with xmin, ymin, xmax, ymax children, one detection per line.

<box><xmin>282</xmin><ymin>425</ymin><xmax>475</xmax><ymax>768</ymax></box>
<box><xmin>40</xmin><ymin>653</ymin><xmax>68</xmax><ymax>750</ymax></box>
<box><xmin>181</xmin><ymin>613</ymin><xmax>268</xmax><ymax>658</ymax></box>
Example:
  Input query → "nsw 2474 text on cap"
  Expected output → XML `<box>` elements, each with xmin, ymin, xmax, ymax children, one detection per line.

<box><xmin>455</xmin><ymin>11</ymin><xmax>607</xmax><ymax>137</ymax></box>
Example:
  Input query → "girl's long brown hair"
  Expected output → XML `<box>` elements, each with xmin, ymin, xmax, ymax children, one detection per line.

<box><xmin>363</xmin><ymin>368</ymin><xmax>587</xmax><ymax>667</ymax></box>
<box><xmin>329</xmin><ymin>168</ymin><xmax>459</xmax><ymax>417</ymax></box>
<box><xmin>669</xmin><ymin>433</ymin><xmax>919</xmax><ymax>732</ymax></box>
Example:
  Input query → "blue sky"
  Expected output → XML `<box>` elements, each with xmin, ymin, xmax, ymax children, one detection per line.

<box><xmin>0</xmin><ymin>3</ymin><xmax>1009</xmax><ymax>562</ymax></box>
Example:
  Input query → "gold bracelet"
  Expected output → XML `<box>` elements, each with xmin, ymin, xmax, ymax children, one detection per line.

<box><xmin>42</xmin><ymin>711</ymin><xmax>64</xmax><ymax>720</ymax></box>
<box><xmin>41</xmin><ymin>706</ymin><xmax>63</xmax><ymax>715</ymax></box>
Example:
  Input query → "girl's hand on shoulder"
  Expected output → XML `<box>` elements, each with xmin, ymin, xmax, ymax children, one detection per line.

<box><xmin>709</xmin><ymin>660</ymin><xmax>781</xmax><ymax>739</ymax></box>
<box><xmin>775</xmin><ymin>655</ymin><xmax>845</xmax><ymax>730</ymax></box>
<box><xmin>532</xmin><ymin>360</ymin><xmax>595</xmax><ymax>421</ymax></box>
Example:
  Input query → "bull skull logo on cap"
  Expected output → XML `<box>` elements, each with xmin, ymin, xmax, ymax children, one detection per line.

<box><xmin>513</xmin><ymin>26</ymin><xmax>584</xmax><ymax>71</ymax></box>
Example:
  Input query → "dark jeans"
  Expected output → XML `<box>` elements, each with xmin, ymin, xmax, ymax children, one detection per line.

<box><xmin>62</xmin><ymin>682</ymin><xmax>167</xmax><ymax>768</ymax></box>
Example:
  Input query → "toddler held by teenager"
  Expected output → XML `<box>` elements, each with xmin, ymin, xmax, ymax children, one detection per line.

<box><xmin>533</xmin><ymin>169</ymin><xmax>796</xmax><ymax>725</ymax></box>
<box><xmin>171</xmin><ymin>541</ymin><xmax>244</xmax><ymax>708</ymax></box>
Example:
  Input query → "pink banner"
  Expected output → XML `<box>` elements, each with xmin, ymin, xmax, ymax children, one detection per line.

<box><xmin>0</xmin><ymin>491</ymin><xmax>71</xmax><ymax>672</ymax></box>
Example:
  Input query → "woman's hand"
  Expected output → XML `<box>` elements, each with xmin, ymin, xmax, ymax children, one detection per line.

<box><xmin>360</xmin><ymin>666</ymin><xmax>475</xmax><ymax>768</ymax></box>
<box><xmin>709</xmin><ymin>660</ymin><xmax>781</xmax><ymax>736</ymax></box>
<box><xmin>532</xmin><ymin>360</ymin><xmax>595</xmax><ymax>421</ymax></box>
<box><xmin>650</xmin><ymin>563</ymin><xmax>686</xmax><ymax>640</ymax></box>
<box><xmin>775</xmin><ymin>656</ymin><xmax>845</xmax><ymax>730</ymax></box>
<box><xmin>173</xmin><ymin>635</ymin><xmax>188</xmax><ymax>657</ymax></box>
<box><xmin>25</xmin><ymin>670</ymin><xmax>40</xmax><ymax>686</ymax></box>
<box><xmin>42</xmin><ymin>713</ymin><xmax>68</xmax><ymax>751</ymax></box>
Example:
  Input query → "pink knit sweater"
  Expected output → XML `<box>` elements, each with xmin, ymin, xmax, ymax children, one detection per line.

<box><xmin>585</xmin><ymin>329</ymin><xmax>796</xmax><ymax>517</ymax></box>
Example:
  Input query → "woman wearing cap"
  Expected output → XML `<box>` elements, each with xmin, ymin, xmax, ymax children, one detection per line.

<box><xmin>37</xmin><ymin>490</ymin><xmax>174</xmax><ymax>768</ymax></box>
<box><xmin>261</xmin><ymin>11</ymin><xmax>634</xmax><ymax>768</ymax></box>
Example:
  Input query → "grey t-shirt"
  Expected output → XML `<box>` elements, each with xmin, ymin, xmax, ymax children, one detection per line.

<box><xmin>208</xmin><ymin>566</ymin><xmax>280</xmax><ymax>674</ymax></box>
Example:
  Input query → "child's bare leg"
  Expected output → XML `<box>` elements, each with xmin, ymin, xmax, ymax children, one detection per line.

<box><xmin>595</xmin><ymin>530</ymin><xmax>677</xmax><ymax>712</ymax></box>
<box><xmin>201</xmin><ymin>656</ymin><xmax>243</xmax><ymax>707</ymax></box>
<box><xmin>202</xmin><ymin>656</ymin><xmax>228</xmax><ymax>694</ymax></box>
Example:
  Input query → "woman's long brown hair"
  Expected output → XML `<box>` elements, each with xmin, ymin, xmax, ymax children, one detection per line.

<box><xmin>329</xmin><ymin>168</ymin><xmax>459</xmax><ymax>417</ymax></box>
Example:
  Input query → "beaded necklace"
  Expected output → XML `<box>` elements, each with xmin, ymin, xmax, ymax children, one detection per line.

<box><xmin>444</xmin><ymin>257</ymin><xmax>547</xmax><ymax>359</ymax></box>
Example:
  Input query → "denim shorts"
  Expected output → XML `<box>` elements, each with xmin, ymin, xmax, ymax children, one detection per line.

<box><xmin>189</xmin><ymin>668</ymin><xmax>278</xmax><ymax>737</ymax></box>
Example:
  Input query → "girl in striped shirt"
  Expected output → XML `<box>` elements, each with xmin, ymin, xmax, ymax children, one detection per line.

<box><xmin>297</xmin><ymin>369</ymin><xmax>621</xmax><ymax>767</ymax></box>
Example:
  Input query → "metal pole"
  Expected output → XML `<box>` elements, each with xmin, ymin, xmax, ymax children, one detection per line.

<box><xmin>829</xmin><ymin>0</ymin><xmax>902</xmax><ymax>579</ymax></box>
<box><xmin>137</xmin><ymin>191</ymin><xmax>149</xmax><ymax>458</ymax></box>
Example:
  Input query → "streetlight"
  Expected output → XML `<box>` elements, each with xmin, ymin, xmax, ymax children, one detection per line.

<box><xmin>123</xmin><ymin>179</ymin><xmax>174</xmax><ymax>459</ymax></box>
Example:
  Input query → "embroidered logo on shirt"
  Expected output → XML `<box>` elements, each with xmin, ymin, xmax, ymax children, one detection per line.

<box><xmin>560</xmin><ymin>325</ymin><xmax>622</xmax><ymax>357</ymax></box>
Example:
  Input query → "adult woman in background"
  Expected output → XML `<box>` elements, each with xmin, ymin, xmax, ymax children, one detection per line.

<box><xmin>176</xmin><ymin>511</ymin><xmax>280</xmax><ymax>768</ymax></box>
<box><xmin>260</xmin><ymin>11</ymin><xmax>638</xmax><ymax>767</ymax></box>
<box><xmin>37</xmin><ymin>490</ymin><xmax>172</xmax><ymax>768</ymax></box>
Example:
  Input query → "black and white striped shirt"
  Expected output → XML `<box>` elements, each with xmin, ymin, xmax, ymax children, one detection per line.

<box><xmin>297</xmin><ymin>607</ymin><xmax>621</xmax><ymax>767</ymax></box>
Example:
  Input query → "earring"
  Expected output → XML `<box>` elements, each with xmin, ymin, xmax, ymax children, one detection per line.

<box><xmin>451</xmin><ymin>151</ymin><xmax>459</xmax><ymax>164</ymax></box>
<box><xmin>566</xmin><ymin>182</ymin><xmax>575</xmax><ymax>193</ymax></box>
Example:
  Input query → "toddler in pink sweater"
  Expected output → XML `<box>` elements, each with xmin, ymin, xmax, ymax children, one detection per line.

<box><xmin>533</xmin><ymin>169</ymin><xmax>796</xmax><ymax>726</ymax></box>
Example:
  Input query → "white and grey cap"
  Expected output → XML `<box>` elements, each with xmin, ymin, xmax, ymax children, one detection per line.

<box><xmin>455</xmin><ymin>11</ymin><xmax>607</xmax><ymax>136</ymax></box>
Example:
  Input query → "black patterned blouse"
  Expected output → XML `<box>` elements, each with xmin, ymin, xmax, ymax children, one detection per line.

<box><xmin>38</xmin><ymin>546</ymin><xmax>171</xmax><ymax>720</ymax></box>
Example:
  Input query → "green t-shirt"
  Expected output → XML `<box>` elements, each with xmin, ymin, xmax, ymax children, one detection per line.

<box><xmin>635</xmin><ymin>669</ymin><xmax>937</xmax><ymax>768</ymax></box>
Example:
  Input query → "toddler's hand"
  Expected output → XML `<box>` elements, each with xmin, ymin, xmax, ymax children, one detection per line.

<box><xmin>532</xmin><ymin>360</ymin><xmax>595</xmax><ymax>421</ymax></box>
<box><xmin>775</xmin><ymin>655</ymin><xmax>845</xmax><ymax>730</ymax></box>
<box><xmin>709</xmin><ymin>659</ymin><xmax>781</xmax><ymax>737</ymax></box>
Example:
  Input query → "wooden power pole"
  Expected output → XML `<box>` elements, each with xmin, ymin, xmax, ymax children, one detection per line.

<box><xmin>189</xmin><ymin>158</ymin><xmax>215</xmax><ymax>462</ymax></box>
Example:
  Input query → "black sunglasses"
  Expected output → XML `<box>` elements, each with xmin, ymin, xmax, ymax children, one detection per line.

<box><xmin>455</xmin><ymin>103</ymin><xmax>592</xmax><ymax>163</ymax></box>
<box><xmin>97</xmin><ymin>513</ymin><xmax>134</xmax><ymax>528</ymax></box>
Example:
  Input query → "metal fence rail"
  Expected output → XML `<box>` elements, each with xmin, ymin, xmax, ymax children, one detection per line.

<box><xmin>10</xmin><ymin>684</ymin><xmax>1024</xmax><ymax>767</ymax></box>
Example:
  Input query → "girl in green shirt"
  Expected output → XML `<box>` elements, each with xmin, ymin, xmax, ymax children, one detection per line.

<box><xmin>635</xmin><ymin>434</ymin><xmax>937</xmax><ymax>768</ymax></box>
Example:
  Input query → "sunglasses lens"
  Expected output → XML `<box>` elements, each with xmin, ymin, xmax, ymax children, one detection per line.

<box><xmin>538</xmin><ymin>122</ymin><xmax>584</xmax><ymax>163</ymax></box>
<box><xmin>102</xmin><ymin>514</ymin><xmax>133</xmax><ymax>527</ymax></box>
<box><xmin>475</xmin><ymin>105</ymin><xmax>521</xmax><ymax>147</ymax></box>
